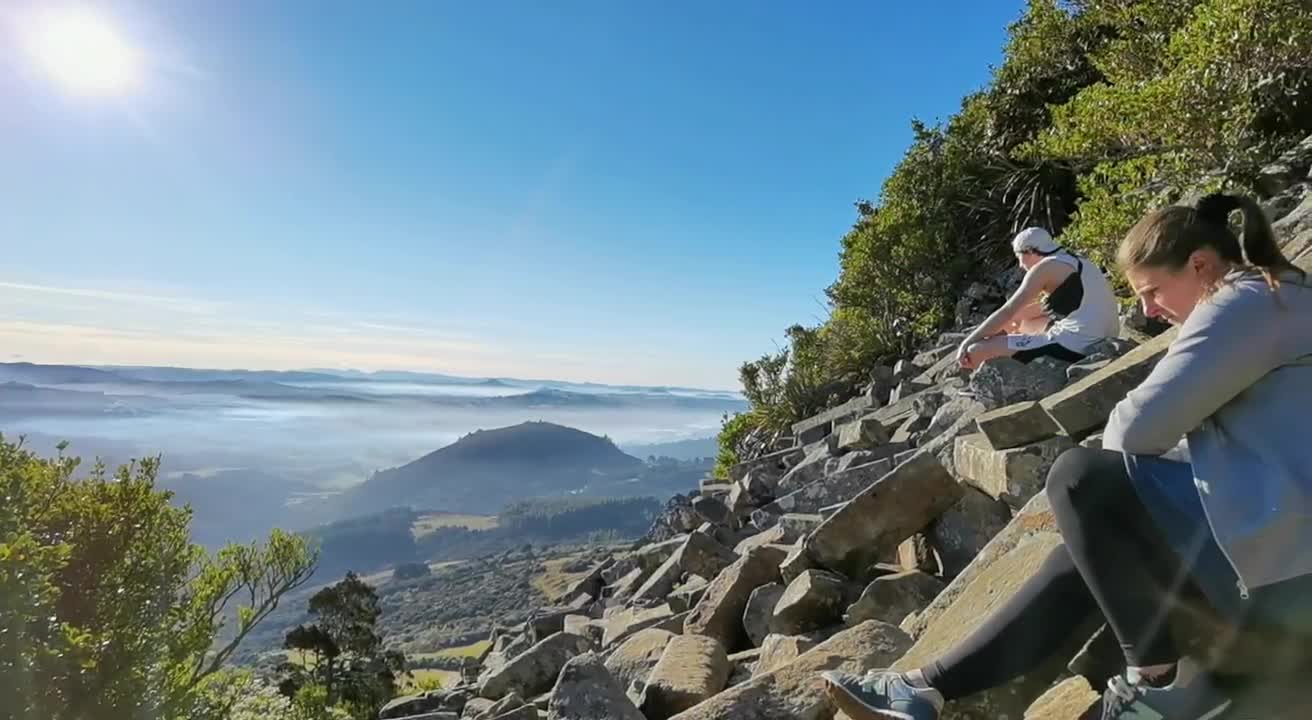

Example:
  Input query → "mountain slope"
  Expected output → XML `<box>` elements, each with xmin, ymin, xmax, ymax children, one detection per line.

<box><xmin>344</xmin><ymin>421</ymin><xmax>645</xmax><ymax>514</ymax></box>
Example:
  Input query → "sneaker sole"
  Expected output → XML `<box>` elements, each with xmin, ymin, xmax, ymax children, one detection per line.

<box><xmin>820</xmin><ymin>672</ymin><xmax>917</xmax><ymax>720</ymax></box>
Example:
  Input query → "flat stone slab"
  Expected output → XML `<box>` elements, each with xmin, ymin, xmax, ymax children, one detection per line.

<box><xmin>1040</xmin><ymin>330</ymin><xmax>1176</xmax><ymax>436</ymax></box>
<box><xmin>976</xmin><ymin>400</ymin><xmax>1062</xmax><ymax>450</ymax></box>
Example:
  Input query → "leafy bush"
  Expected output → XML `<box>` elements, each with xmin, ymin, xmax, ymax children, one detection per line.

<box><xmin>0</xmin><ymin>436</ymin><xmax>317</xmax><ymax>720</ymax></box>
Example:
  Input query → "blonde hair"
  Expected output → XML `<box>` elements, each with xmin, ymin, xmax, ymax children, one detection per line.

<box><xmin>1118</xmin><ymin>193</ymin><xmax>1303</xmax><ymax>291</ymax></box>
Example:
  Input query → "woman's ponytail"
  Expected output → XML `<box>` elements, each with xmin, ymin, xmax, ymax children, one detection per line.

<box><xmin>1197</xmin><ymin>193</ymin><xmax>1302</xmax><ymax>290</ymax></box>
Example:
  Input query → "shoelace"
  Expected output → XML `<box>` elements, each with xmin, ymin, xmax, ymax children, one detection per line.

<box><xmin>1102</xmin><ymin>675</ymin><xmax>1139</xmax><ymax>717</ymax></box>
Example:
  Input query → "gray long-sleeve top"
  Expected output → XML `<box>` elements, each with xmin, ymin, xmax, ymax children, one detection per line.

<box><xmin>1104</xmin><ymin>270</ymin><xmax>1312</xmax><ymax>594</ymax></box>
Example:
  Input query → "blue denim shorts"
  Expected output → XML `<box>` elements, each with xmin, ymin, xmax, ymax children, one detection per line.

<box><xmin>1124</xmin><ymin>454</ymin><xmax>1243</xmax><ymax>618</ymax></box>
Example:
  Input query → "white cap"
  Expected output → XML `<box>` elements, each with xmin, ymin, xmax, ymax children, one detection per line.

<box><xmin>1011</xmin><ymin>227</ymin><xmax>1059</xmax><ymax>254</ymax></box>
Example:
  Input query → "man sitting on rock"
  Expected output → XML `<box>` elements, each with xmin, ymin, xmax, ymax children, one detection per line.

<box><xmin>955</xmin><ymin>227</ymin><xmax>1120</xmax><ymax>370</ymax></box>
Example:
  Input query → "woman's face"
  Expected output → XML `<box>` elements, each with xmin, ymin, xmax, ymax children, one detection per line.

<box><xmin>1124</xmin><ymin>249</ymin><xmax>1222</xmax><ymax>325</ymax></box>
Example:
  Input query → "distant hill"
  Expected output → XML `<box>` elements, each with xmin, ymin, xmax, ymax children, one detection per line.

<box><xmin>342</xmin><ymin>421</ymin><xmax>646</xmax><ymax>514</ymax></box>
<box><xmin>623</xmin><ymin>436</ymin><xmax>718</xmax><ymax>461</ymax></box>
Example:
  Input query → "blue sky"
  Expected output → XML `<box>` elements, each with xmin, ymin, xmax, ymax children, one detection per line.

<box><xmin>0</xmin><ymin>0</ymin><xmax>1022</xmax><ymax>389</ymax></box>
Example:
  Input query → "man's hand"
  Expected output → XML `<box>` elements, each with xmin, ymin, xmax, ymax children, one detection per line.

<box><xmin>957</xmin><ymin>342</ymin><xmax>981</xmax><ymax>370</ymax></box>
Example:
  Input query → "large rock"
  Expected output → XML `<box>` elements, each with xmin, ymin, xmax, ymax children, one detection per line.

<box><xmin>685</xmin><ymin>545</ymin><xmax>789</xmax><ymax>652</ymax></box>
<box><xmin>761</xmin><ymin>455</ymin><xmax>897</xmax><ymax>519</ymax></box>
<box><xmin>803</xmin><ymin>452</ymin><xmax>962</xmax><ymax>578</ymax></box>
<box><xmin>602</xmin><ymin>604</ymin><xmax>684</xmax><ymax>648</ymax></box>
<box><xmin>726</xmin><ymin>648</ymin><xmax>762</xmax><ymax>687</ymax></box>
<box><xmin>1022</xmin><ymin>676</ymin><xmax>1099</xmax><ymax>720</ymax></box>
<box><xmin>477</xmin><ymin>693</ymin><xmax>528</xmax><ymax>720</ymax></box>
<box><xmin>646</xmin><ymin>494</ymin><xmax>701</xmax><ymax>543</ymax></box>
<box><xmin>546</xmin><ymin>652</ymin><xmax>645</xmax><ymax>720</ymax></box>
<box><xmin>924</xmin><ymin>397</ymin><xmax>984</xmax><ymax>442</ymax></box>
<box><xmin>558</xmin><ymin>559</ymin><xmax>612</xmax><ymax>603</ymax></box>
<box><xmin>729</xmin><ymin>447</ymin><xmax>806</xmax><ymax>485</ymax></box>
<box><xmin>771</xmin><ymin>569</ymin><xmax>851</xmax><ymax>635</ymax></box>
<box><xmin>479</xmin><ymin>632</ymin><xmax>594</xmax><ymax>700</ymax></box>
<box><xmin>954</xmin><ymin>433</ymin><xmax>1074</xmax><ymax>510</ymax></box>
<box><xmin>893</xmin><ymin>534</ymin><xmax>1080</xmax><ymax>720</ymax></box>
<box><xmin>774</xmin><ymin>445</ymin><xmax>833</xmax><ymax>495</ymax></box>
<box><xmin>667</xmin><ymin>575</ymin><xmax>710</xmax><ymax>614</ymax></box>
<box><xmin>742</xmin><ymin>583</ymin><xmax>786</xmax><ymax>647</ymax></box>
<box><xmin>603</xmin><ymin>628</ymin><xmax>675</xmax><ymax>704</ymax></box>
<box><xmin>638</xmin><ymin>634</ymin><xmax>731</xmax><ymax>720</ymax></box>
<box><xmin>754</xmin><ymin>633</ymin><xmax>821</xmax><ymax>676</ymax></box>
<box><xmin>779</xmin><ymin>542</ymin><xmax>814</xmax><ymax>585</ymax></box>
<box><xmin>790</xmin><ymin>395</ymin><xmax>875</xmax><ymax>445</ymax></box>
<box><xmin>907</xmin><ymin>491</ymin><xmax>1056</xmax><ymax>637</ymax></box>
<box><xmin>976</xmin><ymin>401</ymin><xmax>1062</xmax><ymax>450</ymax></box>
<box><xmin>691</xmin><ymin>495</ymin><xmax>731</xmax><ymax>526</ymax></box>
<box><xmin>489</xmin><ymin>706</ymin><xmax>537</xmax><ymax>720</ymax></box>
<box><xmin>834</xmin><ymin>414</ymin><xmax>891</xmax><ymax>452</ymax></box>
<box><xmin>633</xmin><ymin>532</ymin><xmax>738</xmax><ymax>604</ymax></box>
<box><xmin>1040</xmin><ymin>330</ymin><xmax>1176</xmax><ymax>437</ymax></box>
<box><xmin>844</xmin><ymin>570</ymin><xmax>945</xmax><ymax>627</ymax></box>
<box><xmin>776</xmin><ymin>513</ymin><xmax>824</xmax><ymax>540</ymax></box>
<box><xmin>927</xmin><ymin>487</ymin><xmax>1012</xmax><ymax>578</ymax></box>
<box><xmin>380</xmin><ymin>691</ymin><xmax>450</xmax><ymax>719</ymax></box>
<box><xmin>666</xmin><ymin>620</ymin><xmax>913</xmax><ymax>720</ymax></box>
<box><xmin>970</xmin><ymin>357</ymin><xmax>1069</xmax><ymax>410</ymax></box>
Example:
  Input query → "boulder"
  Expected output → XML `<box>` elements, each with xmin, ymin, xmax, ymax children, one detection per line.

<box><xmin>557</xmin><ymin>559</ymin><xmax>612</xmax><ymax>603</ymax></box>
<box><xmin>633</xmin><ymin>532</ymin><xmax>738</xmax><ymax>605</ymax></box>
<box><xmin>478</xmin><ymin>693</ymin><xmax>527</xmax><ymax>719</ymax></box>
<box><xmin>954</xmin><ymin>433</ymin><xmax>1074</xmax><ymax>510</ymax></box>
<box><xmin>790</xmin><ymin>395</ymin><xmax>875</xmax><ymax>446</ymax></box>
<box><xmin>803</xmin><ymin>452</ymin><xmax>962</xmax><ymax>578</ymax></box>
<box><xmin>779</xmin><ymin>542</ymin><xmax>814</xmax><ymax>585</ymax></box>
<box><xmin>893</xmin><ymin>533</ymin><xmax>1082</xmax><ymax>720</ymax></box>
<box><xmin>844</xmin><ymin>570</ymin><xmax>945</xmax><ymax>627</ymax></box>
<box><xmin>970</xmin><ymin>357</ymin><xmax>1069</xmax><ymax>410</ymax></box>
<box><xmin>742</xmin><ymin>582</ymin><xmax>786</xmax><ymax>647</ymax></box>
<box><xmin>463</xmin><ymin>699</ymin><xmax>497</xmax><ymax>718</ymax></box>
<box><xmin>726</xmin><ymin>648</ymin><xmax>761</xmax><ymax>687</ymax></box>
<box><xmin>685</xmin><ymin>545</ymin><xmax>789</xmax><ymax>652</ymax></box>
<box><xmin>666</xmin><ymin>621</ymin><xmax>913</xmax><ymax>720</ymax></box>
<box><xmin>546</xmin><ymin>652</ymin><xmax>644</xmax><ymax>720</ymax></box>
<box><xmin>691</xmin><ymin>495</ymin><xmax>731</xmax><ymax>526</ymax></box>
<box><xmin>734</xmin><ymin>525</ymin><xmax>787</xmax><ymax>555</ymax></box>
<box><xmin>528</xmin><ymin>608</ymin><xmax>574</xmax><ymax>643</ymax></box>
<box><xmin>776</xmin><ymin>513</ymin><xmax>824</xmax><ymax>540</ymax></box>
<box><xmin>380</xmin><ymin>692</ymin><xmax>448</xmax><ymax>719</ymax></box>
<box><xmin>771</xmin><ymin>569</ymin><xmax>851</xmax><ymax>635</ymax></box>
<box><xmin>602</xmin><ymin>605</ymin><xmax>684</xmax><ymax>648</ymax></box>
<box><xmin>603</xmin><ymin>628</ymin><xmax>675</xmax><ymax>703</ymax></box>
<box><xmin>1022</xmin><ymin>676</ymin><xmax>1099</xmax><ymax>720</ymax></box>
<box><xmin>479</xmin><ymin>632</ymin><xmax>594</xmax><ymax>700</ymax></box>
<box><xmin>728</xmin><ymin>447</ymin><xmax>806</xmax><ymax>485</ymax></box>
<box><xmin>1040</xmin><ymin>330</ymin><xmax>1176</xmax><ymax>437</ymax></box>
<box><xmin>488</xmin><ymin>706</ymin><xmax>537</xmax><ymax>720</ymax></box>
<box><xmin>890</xmin><ymin>412</ymin><xmax>931</xmax><ymax>444</ymax></box>
<box><xmin>762</xmin><ymin>453</ymin><xmax>902</xmax><ymax>519</ymax></box>
<box><xmin>638</xmin><ymin>634</ymin><xmax>731</xmax><ymax>720</ymax></box>
<box><xmin>976</xmin><ymin>401</ymin><xmax>1062</xmax><ymax>450</ymax></box>
<box><xmin>646</xmin><ymin>494</ymin><xmax>701</xmax><ymax>543</ymax></box>
<box><xmin>754</xmin><ymin>633</ymin><xmax>821</xmax><ymax>676</ymax></box>
<box><xmin>907</xmin><ymin>491</ymin><xmax>1057</xmax><ymax>638</ymax></box>
<box><xmin>667</xmin><ymin>576</ymin><xmax>710</xmax><ymax>614</ymax></box>
<box><xmin>605</xmin><ymin>566</ymin><xmax>646</xmax><ymax>606</ymax></box>
<box><xmin>896</xmin><ymin>534</ymin><xmax>941</xmax><ymax>574</ymax></box>
<box><xmin>927</xmin><ymin>487</ymin><xmax>1012</xmax><ymax>578</ymax></box>
<box><xmin>635</xmin><ymin>537</ymin><xmax>688</xmax><ymax>574</ymax></box>
<box><xmin>834</xmin><ymin>414</ymin><xmax>892</xmax><ymax>452</ymax></box>
<box><xmin>774</xmin><ymin>445</ymin><xmax>832</xmax><ymax>494</ymax></box>
<box><xmin>924</xmin><ymin>397</ymin><xmax>984</xmax><ymax>441</ymax></box>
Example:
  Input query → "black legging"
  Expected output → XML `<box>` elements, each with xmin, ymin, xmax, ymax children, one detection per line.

<box><xmin>921</xmin><ymin>447</ymin><xmax>1222</xmax><ymax>700</ymax></box>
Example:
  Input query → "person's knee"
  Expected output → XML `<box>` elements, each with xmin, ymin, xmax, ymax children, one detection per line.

<box><xmin>1045</xmin><ymin>446</ymin><xmax>1106</xmax><ymax>502</ymax></box>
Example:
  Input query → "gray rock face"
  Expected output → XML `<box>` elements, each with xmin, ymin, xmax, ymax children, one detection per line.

<box><xmin>646</xmin><ymin>494</ymin><xmax>701</xmax><ymax>543</ymax></box>
<box><xmin>666</xmin><ymin>621</ymin><xmax>913</xmax><ymax>720</ymax></box>
<box><xmin>759</xmin><ymin>456</ymin><xmax>895</xmax><ymax>519</ymax></box>
<box><xmin>834</xmin><ymin>414</ymin><xmax>892</xmax><ymax>452</ymax></box>
<box><xmin>774</xmin><ymin>445</ymin><xmax>832</xmax><ymax>495</ymax></box>
<box><xmin>975</xmin><ymin>400</ymin><xmax>1062</xmax><ymax>450</ymax></box>
<box><xmin>844</xmin><ymin>570</ymin><xmax>945</xmax><ymax>627</ymax></box>
<box><xmin>638</xmin><ymin>634</ymin><xmax>731</xmax><ymax>720</ymax></box>
<box><xmin>954</xmin><ymin>433</ymin><xmax>1074</xmax><ymax>510</ymax></box>
<box><xmin>602</xmin><ymin>604</ymin><xmax>682</xmax><ymax>648</ymax></box>
<box><xmin>753</xmin><ymin>633</ymin><xmax>822</xmax><ymax>676</ymax></box>
<box><xmin>803</xmin><ymin>452</ymin><xmax>962</xmax><ymax>578</ymax></box>
<box><xmin>969</xmin><ymin>357</ymin><xmax>1069</xmax><ymax>410</ymax></box>
<box><xmin>924</xmin><ymin>396</ymin><xmax>983</xmax><ymax>441</ymax></box>
<box><xmin>771</xmin><ymin>569</ymin><xmax>851</xmax><ymax>635</ymax></box>
<box><xmin>667</xmin><ymin>575</ymin><xmax>710</xmax><ymax>614</ymax></box>
<box><xmin>546</xmin><ymin>652</ymin><xmax>645</xmax><ymax>720</ymax></box>
<box><xmin>728</xmin><ymin>447</ymin><xmax>805</xmax><ymax>485</ymax></box>
<box><xmin>685</xmin><ymin>545</ymin><xmax>788</xmax><ymax>652</ymax></box>
<box><xmin>380</xmin><ymin>691</ymin><xmax>451</xmax><ymax>719</ymax></box>
<box><xmin>479</xmin><ymin>632</ymin><xmax>594</xmax><ymax>700</ymax></box>
<box><xmin>742</xmin><ymin>582</ymin><xmax>786</xmax><ymax>648</ymax></box>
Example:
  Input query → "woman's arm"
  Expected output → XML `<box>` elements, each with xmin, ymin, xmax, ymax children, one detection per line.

<box><xmin>1104</xmin><ymin>283</ymin><xmax>1284</xmax><ymax>455</ymax></box>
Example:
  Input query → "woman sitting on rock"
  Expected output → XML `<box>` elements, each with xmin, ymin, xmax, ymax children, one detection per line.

<box><xmin>823</xmin><ymin>193</ymin><xmax>1312</xmax><ymax>720</ymax></box>
<box><xmin>955</xmin><ymin>227</ymin><xmax>1120</xmax><ymax>370</ymax></box>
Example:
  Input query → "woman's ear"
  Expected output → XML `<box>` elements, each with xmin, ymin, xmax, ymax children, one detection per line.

<box><xmin>1189</xmin><ymin>248</ymin><xmax>1212</xmax><ymax>277</ymax></box>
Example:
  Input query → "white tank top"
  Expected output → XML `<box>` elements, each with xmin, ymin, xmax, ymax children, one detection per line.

<box><xmin>1043</xmin><ymin>252</ymin><xmax>1120</xmax><ymax>352</ymax></box>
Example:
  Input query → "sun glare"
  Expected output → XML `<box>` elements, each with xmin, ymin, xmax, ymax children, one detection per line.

<box><xmin>24</xmin><ymin>7</ymin><xmax>141</xmax><ymax>96</ymax></box>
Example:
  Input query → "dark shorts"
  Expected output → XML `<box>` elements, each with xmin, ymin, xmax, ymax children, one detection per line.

<box><xmin>1011</xmin><ymin>342</ymin><xmax>1086</xmax><ymax>364</ymax></box>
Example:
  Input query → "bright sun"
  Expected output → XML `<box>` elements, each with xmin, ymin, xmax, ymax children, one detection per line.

<box><xmin>24</xmin><ymin>7</ymin><xmax>141</xmax><ymax>96</ymax></box>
